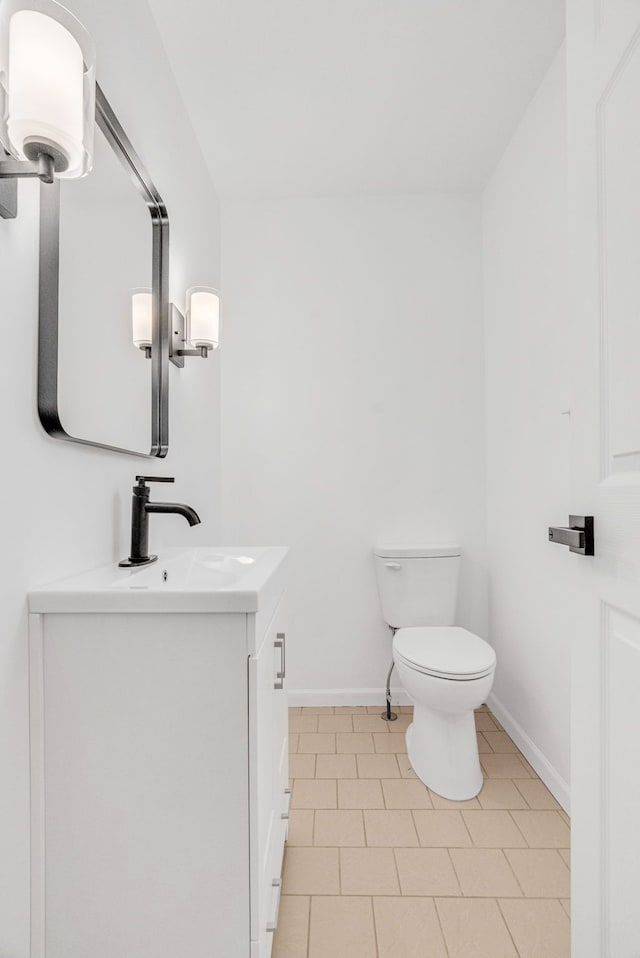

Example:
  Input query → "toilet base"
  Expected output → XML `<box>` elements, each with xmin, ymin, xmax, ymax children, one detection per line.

<box><xmin>406</xmin><ymin>704</ymin><xmax>484</xmax><ymax>801</ymax></box>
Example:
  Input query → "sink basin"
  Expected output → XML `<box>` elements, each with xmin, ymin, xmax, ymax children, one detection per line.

<box><xmin>113</xmin><ymin>549</ymin><xmax>262</xmax><ymax>590</ymax></box>
<box><xmin>29</xmin><ymin>546</ymin><xmax>288</xmax><ymax>614</ymax></box>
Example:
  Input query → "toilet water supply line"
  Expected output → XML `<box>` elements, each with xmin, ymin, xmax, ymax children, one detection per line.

<box><xmin>383</xmin><ymin>627</ymin><xmax>398</xmax><ymax>722</ymax></box>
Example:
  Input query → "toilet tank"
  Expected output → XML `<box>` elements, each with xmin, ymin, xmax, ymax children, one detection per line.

<box><xmin>373</xmin><ymin>545</ymin><xmax>461</xmax><ymax>628</ymax></box>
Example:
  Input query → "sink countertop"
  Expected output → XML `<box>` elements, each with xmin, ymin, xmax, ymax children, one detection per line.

<box><xmin>28</xmin><ymin>546</ymin><xmax>289</xmax><ymax>614</ymax></box>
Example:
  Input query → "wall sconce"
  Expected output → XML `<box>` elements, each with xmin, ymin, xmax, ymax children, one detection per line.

<box><xmin>0</xmin><ymin>0</ymin><xmax>95</xmax><ymax>218</ymax></box>
<box><xmin>132</xmin><ymin>287</ymin><xmax>221</xmax><ymax>367</ymax></box>
<box><xmin>186</xmin><ymin>287</ymin><xmax>220</xmax><ymax>352</ymax></box>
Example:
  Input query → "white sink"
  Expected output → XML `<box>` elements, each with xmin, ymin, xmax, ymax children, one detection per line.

<box><xmin>29</xmin><ymin>546</ymin><xmax>288</xmax><ymax>614</ymax></box>
<box><xmin>113</xmin><ymin>548</ymin><xmax>263</xmax><ymax>590</ymax></box>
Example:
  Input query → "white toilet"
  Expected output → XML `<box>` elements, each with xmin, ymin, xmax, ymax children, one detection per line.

<box><xmin>373</xmin><ymin>544</ymin><xmax>496</xmax><ymax>801</ymax></box>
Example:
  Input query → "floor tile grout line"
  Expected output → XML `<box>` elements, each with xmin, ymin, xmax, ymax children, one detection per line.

<box><xmin>432</xmin><ymin>897</ymin><xmax>453</xmax><ymax>958</ymax></box>
<box><xmin>512</xmin><ymin>777</ymin><xmax>570</xmax><ymax>814</ymax></box>
<box><xmin>358</xmin><ymin>808</ymin><xmax>366</xmax><ymax>848</ymax></box>
<box><xmin>305</xmin><ymin>894</ymin><xmax>312</xmax><ymax>958</ymax></box>
<box><xmin>444</xmin><ymin>847</ymin><xmax>464</xmax><ymax>897</ymax></box>
<box><xmin>368</xmin><ymin>895</ymin><xmax>380</xmax><ymax>958</ymax></box>
<box><xmin>512</xmin><ymin>778</ymin><xmax>534</xmax><ymax>810</ymax></box>
<box><xmin>458</xmin><ymin>809</ymin><xmax>475</xmax><ymax>847</ymax></box>
<box><xmin>407</xmin><ymin>808</ymin><xmax>420</xmax><ymax>846</ymax></box>
<box><xmin>494</xmin><ymin>896</ymin><xmax>522</xmax><ymax>956</ymax></box>
<box><xmin>390</xmin><ymin>845</ymin><xmax>404</xmax><ymax>896</ymax></box>
<box><xmin>409</xmin><ymin>808</ymin><xmax>421</xmax><ymax>846</ymax></box>
<box><xmin>501</xmin><ymin>847</ymin><xmax>526</xmax><ymax>897</ymax></box>
<box><xmin>506</xmin><ymin>808</ymin><xmax>531</xmax><ymax>847</ymax></box>
<box><xmin>275</xmin><ymin>888</ymin><xmax>572</xmax><ymax>898</ymax></box>
<box><xmin>512</xmin><ymin>807</ymin><xmax>573</xmax><ymax>849</ymax></box>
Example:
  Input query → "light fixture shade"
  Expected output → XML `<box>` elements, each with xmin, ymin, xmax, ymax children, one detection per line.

<box><xmin>0</xmin><ymin>0</ymin><xmax>95</xmax><ymax>178</ymax></box>
<box><xmin>132</xmin><ymin>288</ymin><xmax>152</xmax><ymax>349</ymax></box>
<box><xmin>187</xmin><ymin>286</ymin><xmax>220</xmax><ymax>350</ymax></box>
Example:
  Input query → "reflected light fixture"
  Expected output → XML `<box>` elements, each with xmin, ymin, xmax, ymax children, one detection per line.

<box><xmin>132</xmin><ymin>288</ymin><xmax>153</xmax><ymax>357</ymax></box>
<box><xmin>0</xmin><ymin>0</ymin><xmax>95</xmax><ymax>218</ymax></box>
<box><xmin>131</xmin><ymin>287</ymin><xmax>221</xmax><ymax>367</ymax></box>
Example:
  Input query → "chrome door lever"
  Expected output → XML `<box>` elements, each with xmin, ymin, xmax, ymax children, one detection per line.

<box><xmin>548</xmin><ymin>515</ymin><xmax>594</xmax><ymax>556</ymax></box>
<box><xmin>549</xmin><ymin>526</ymin><xmax>583</xmax><ymax>549</ymax></box>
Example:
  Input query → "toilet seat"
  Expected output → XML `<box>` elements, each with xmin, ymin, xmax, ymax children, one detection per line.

<box><xmin>393</xmin><ymin>626</ymin><xmax>496</xmax><ymax>681</ymax></box>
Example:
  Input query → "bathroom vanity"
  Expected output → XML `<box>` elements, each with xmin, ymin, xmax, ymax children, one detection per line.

<box><xmin>28</xmin><ymin>547</ymin><xmax>289</xmax><ymax>958</ymax></box>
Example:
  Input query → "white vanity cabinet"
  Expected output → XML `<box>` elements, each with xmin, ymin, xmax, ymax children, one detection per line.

<box><xmin>28</xmin><ymin>547</ymin><xmax>289</xmax><ymax>958</ymax></box>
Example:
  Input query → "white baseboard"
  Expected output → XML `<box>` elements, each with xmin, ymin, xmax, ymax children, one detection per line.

<box><xmin>487</xmin><ymin>692</ymin><xmax>570</xmax><ymax>814</ymax></box>
<box><xmin>288</xmin><ymin>687</ymin><xmax>412</xmax><ymax>708</ymax></box>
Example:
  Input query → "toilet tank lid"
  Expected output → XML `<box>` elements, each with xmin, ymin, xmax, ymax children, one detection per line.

<box><xmin>374</xmin><ymin>544</ymin><xmax>460</xmax><ymax>558</ymax></box>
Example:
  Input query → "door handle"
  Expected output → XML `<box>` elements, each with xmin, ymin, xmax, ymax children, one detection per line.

<box><xmin>548</xmin><ymin>515</ymin><xmax>594</xmax><ymax>556</ymax></box>
<box><xmin>549</xmin><ymin>526</ymin><xmax>584</xmax><ymax>549</ymax></box>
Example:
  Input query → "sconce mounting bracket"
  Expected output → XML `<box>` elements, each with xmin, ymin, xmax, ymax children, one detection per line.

<box><xmin>170</xmin><ymin>303</ymin><xmax>187</xmax><ymax>368</ymax></box>
<box><xmin>0</xmin><ymin>150</ymin><xmax>56</xmax><ymax>218</ymax></box>
<box><xmin>169</xmin><ymin>302</ymin><xmax>209</xmax><ymax>367</ymax></box>
<box><xmin>0</xmin><ymin>178</ymin><xmax>17</xmax><ymax>219</ymax></box>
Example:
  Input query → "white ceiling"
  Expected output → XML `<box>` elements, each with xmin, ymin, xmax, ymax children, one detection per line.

<box><xmin>148</xmin><ymin>0</ymin><xmax>565</xmax><ymax>197</ymax></box>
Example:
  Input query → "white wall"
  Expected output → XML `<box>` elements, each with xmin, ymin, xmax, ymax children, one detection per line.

<box><xmin>482</xmin><ymin>48</ymin><xmax>571</xmax><ymax>803</ymax></box>
<box><xmin>0</xmin><ymin>3</ymin><xmax>220</xmax><ymax>953</ymax></box>
<box><xmin>221</xmin><ymin>195</ymin><xmax>487</xmax><ymax>701</ymax></box>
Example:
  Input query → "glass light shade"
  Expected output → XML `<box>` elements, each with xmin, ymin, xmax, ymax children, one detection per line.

<box><xmin>0</xmin><ymin>0</ymin><xmax>95</xmax><ymax>178</ymax></box>
<box><xmin>187</xmin><ymin>286</ymin><xmax>220</xmax><ymax>349</ymax></box>
<box><xmin>132</xmin><ymin>288</ymin><xmax>152</xmax><ymax>349</ymax></box>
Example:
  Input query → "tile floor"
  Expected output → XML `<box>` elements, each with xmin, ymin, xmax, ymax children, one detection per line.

<box><xmin>274</xmin><ymin>705</ymin><xmax>570</xmax><ymax>958</ymax></box>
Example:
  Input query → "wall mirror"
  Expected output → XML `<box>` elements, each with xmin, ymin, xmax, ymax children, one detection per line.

<box><xmin>37</xmin><ymin>85</ymin><xmax>169</xmax><ymax>457</ymax></box>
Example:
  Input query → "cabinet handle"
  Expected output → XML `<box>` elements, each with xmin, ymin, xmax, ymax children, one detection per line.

<box><xmin>277</xmin><ymin>631</ymin><xmax>286</xmax><ymax>679</ymax></box>
<box><xmin>274</xmin><ymin>632</ymin><xmax>286</xmax><ymax>690</ymax></box>
<box><xmin>274</xmin><ymin>638</ymin><xmax>284</xmax><ymax>690</ymax></box>
<box><xmin>281</xmin><ymin>786</ymin><xmax>292</xmax><ymax>820</ymax></box>
<box><xmin>266</xmin><ymin>877</ymin><xmax>283</xmax><ymax>933</ymax></box>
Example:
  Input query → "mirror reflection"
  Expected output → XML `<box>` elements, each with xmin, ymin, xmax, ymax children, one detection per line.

<box><xmin>56</xmin><ymin>121</ymin><xmax>152</xmax><ymax>453</ymax></box>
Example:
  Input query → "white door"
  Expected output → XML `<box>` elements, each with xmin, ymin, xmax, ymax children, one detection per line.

<box><xmin>568</xmin><ymin>3</ymin><xmax>640</xmax><ymax>955</ymax></box>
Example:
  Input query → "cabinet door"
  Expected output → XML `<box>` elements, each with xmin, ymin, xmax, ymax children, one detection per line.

<box><xmin>248</xmin><ymin>597</ymin><xmax>289</xmax><ymax>958</ymax></box>
<box><xmin>31</xmin><ymin>612</ymin><xmax>250</xmax><ymax>958</ymax></box>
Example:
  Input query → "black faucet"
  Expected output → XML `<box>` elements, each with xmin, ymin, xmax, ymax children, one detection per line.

<box><xmin>119</xmin><ymin>476</ymin><xmax>201</xmax><ymax>567</ymax></box>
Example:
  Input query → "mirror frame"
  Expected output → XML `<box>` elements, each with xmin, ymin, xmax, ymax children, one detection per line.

<box><xmin>37</xmin><ymin>84</ymin><xmax>170</xmax><ymax>458</ymax></box>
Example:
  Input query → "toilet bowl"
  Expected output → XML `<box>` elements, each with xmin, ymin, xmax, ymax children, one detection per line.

<box><xmin>373</xmin><ymin>544</ymin><xmax>497</xmax><ymax>801</ymax></box>
<box><xmin>393</xmin><ymin>626</ymin><xmax>496</xmax><ymax>800</ymax></box>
